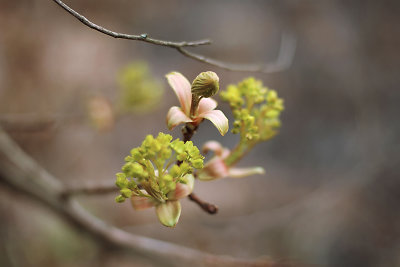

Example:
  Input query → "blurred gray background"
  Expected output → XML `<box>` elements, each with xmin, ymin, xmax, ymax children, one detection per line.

<box><xmin>0</xmin><ymin>0</ymin><xmax>399</xmax><ymax>266</ymax></box>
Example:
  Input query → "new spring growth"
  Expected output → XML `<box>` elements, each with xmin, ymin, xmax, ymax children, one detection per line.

<box><xmin>190</xmin><ymin>71</ymin><xmax>219</xmax><ymax>116</ymax></box>
<box><xmin>115</xmin><ymin>132</ymin><xmax>204</xmax><ymax>227</ymax></box>
<box><xmin>166</xmin><ymin>72</ymin><xmax>228</xmax><ymax>136</ymax></box>
<box><xmin>197</xmin><ymin>78</ymin><xmax>284</xmax><ymax>181</ymax></box>
<box><xmin>221</xmin><ymin>77</ymin><xmax>284</xmax><ymax>166</ymax></box>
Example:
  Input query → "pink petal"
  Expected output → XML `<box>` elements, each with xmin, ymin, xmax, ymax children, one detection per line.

<box><xmin>228</xmin><ymin>167</ymin><xmax>265</xmax><ymax>178</ymax></box>
<box><xmin>166</xmin><ymin>72</ymin><xmax>192</xmax><ymax>115</ymax></box>
<box><xmin>202</xmin><ymin>141</ymin><xmax>223</xmax><ymax>155</ymax></box>
<box><xmin>131</xmin><ymin>195</ymin><xmax>155</xmax><ymax>210</ymax></box>
<box><xmin>167</xmin><ymin>174</ymin><xmax>194</xmax><ymax>200</ymax></box>
<box><xmin>166</xmin><ymin>106</ymin><xmax>192</xmax><ymax>130</ymax></box>
<box><xmin>198</xmin><ymin>110</ymin><xmax>229</xmax><ymax>136</ymax></box>
<box><xmin>197</xmin><ymin>98</ymin><xmax>217</xmax><ymax>114</ymax></box>
<box><xmin>202</xmin><ymin>141</ymin><xmax>231</xmax><ymax>158</ymax></box>
<box><xmin>202</xmin><ymin>141</ymin><xmax>222</xmax><ymax>154</ymax></box>
<box><xmin>197</xmin><ymin>157</ymin><xmax>229</xmax><ymax>181</ymax></box>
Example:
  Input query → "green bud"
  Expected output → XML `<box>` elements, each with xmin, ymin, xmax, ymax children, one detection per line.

<box><xmin>169</xmin><ymin>164</ymin><xmax>180</xmax><ymax>178</ymax></box>
<box><xmin>116</xmin><ymin>172</ymin><xmax>129</xmax><ymax>188</ymax></box>
<box><xmin>191</xmin><ymin>71</ymin><xmax>219</xmax><ymax>98</ymax></box>
<box><xmin>130</xmin><ymin>162</ymin><xmax>145</xmax><ymax>177</ymax></box>
<box><xmin>120</xmin><ymin>188</ymin><xmax>132</xmax><ymax>198</ymax></box>
<box><xmin>192</xmin><ymin>158</ymin><xmax>204</xmax><ymax>169</ymax></box>
<box><xmin>177</xmin><ymin>152</ymin><xmax>187</xmax><ymax>161</ymax></box>
<box><xmin>274</xmin><ymin>99</ymin><xmax>284</xmax><ymax>111</ymax></box>
<box><xmin>163</xmin><ymin>174</ymin><xmax>173</xmax><ymax>182</ymax></box>
<box><xmin>171</xmin><ymin>139</ymin><xmax>185</xmax><ymax>154</ymax></box>
<box><xmin>115</xmin><ymin>195</ymin><xmax>126</xmax><ymax>203</ymax></box>
<box><xmin>267</xmin><ymin>90</ymin><xmax>278</xmax><ymax>102</ymax></box>
<box><xmin>244</xmin><ymin>115</ymin><xmax>255</xmax><ymax>126</ymax></box>
<box><xmin>160</xmin><ymin>147</ymin><xmax>172</xmax><ymax>160</ymax></box>
<box><xmin>124</xmin><ymin>155</ymin><xmax>133</xmax><ymax>162</ymax></box>
<box><xmin>266</xmin><ymin>109</ymin><xmax>280</xmax><ymax>118</ymax></box>
<box><xmin>179</xmin><ymin>162</ymin><xmax>191</xmax><ymax>175</ymax></box>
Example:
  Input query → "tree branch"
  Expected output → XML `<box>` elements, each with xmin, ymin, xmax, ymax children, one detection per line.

<box><xmin>61</xmin><ymin>180</ymin><xmax>117</xmax><ymax>197</ymax></box>
<box><xmin>188</xmin><ymin>193</ymin><xmax>218</xmax><ymax>214</ymax></box>
<box><xmin>0</xmin><ymin>128</ymin><xmax>278</xmax><ymax>266</ymax></box>
<box><xmin>61</xmin><ymin>179</ymin><xmax>219</xmax><ymax>215</ymax></box>
<box><xmin>51</xmin><ymin>0</ymin><xmax>211</xmax><ymax>48</ymax></box>
<box><xmin>51</xmin><ymin>0</ymin><xmax>296</xmax><ymax>74</ymax></box>
<box><xmin>0</xmin><ymin>113</ymin><xmax>60</xmax><ymax>133</ymax></box>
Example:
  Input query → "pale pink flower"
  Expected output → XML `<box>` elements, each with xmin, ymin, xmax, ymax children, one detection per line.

<box><xmin>166</xmin><ymin>72</ymin><xmax>229</xmax><ymax>136</ymax></box>
<box><xmin>197</xmin><ymin>141</ymin><xmax>265</xmax><ymax>181</ymax></box>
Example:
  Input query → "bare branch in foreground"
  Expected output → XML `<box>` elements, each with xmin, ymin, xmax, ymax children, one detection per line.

<box><xmin>51</xmin><ymin>0</ymin><xmax>211</xmax><ymax>48</ymax></box>
<box><xmin>51</xmin><ymin>0</ymin><xmax>296</xmax><ymax>74</ymax></box>
<box><xmin>0</xmin><ymin>129</ymin><xmax>279</xmax><ymax>266</ymax></box>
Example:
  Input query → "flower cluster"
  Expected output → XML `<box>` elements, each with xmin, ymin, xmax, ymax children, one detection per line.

<box><xmin>221</xmin><ymin>77</ymin><xmax>284</xmax><ymax>142</ymax></box>
<box><xmin>115</xmin><ymin>132</ymin><xmax>204</xmax><ymax>227</ymax></box>
<box><xmin>196</xmin><ymin>77</ymin><xmax>284</xmax><ymax>180</ymax></box>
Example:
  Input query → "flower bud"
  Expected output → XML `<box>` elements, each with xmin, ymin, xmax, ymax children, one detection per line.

<box><xmin>120</xmin><ymin>188</ymin><xmax>133</xmax><ymax>198</ymax></box>
<box><xmin>191</xmin><ymin>71</ymin><xmax>219</xmax><ymax>98</ymax></box>
<box><xmin>115</xmin><ymin>195</ymin><xmax>126</xmax><ymax>203</ymax></box>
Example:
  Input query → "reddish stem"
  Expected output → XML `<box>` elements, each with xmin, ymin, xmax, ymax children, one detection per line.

<box><xmin>188</xmin><ymin>193</ymin><xmax>218</xmax><ymax>214</ymax></box>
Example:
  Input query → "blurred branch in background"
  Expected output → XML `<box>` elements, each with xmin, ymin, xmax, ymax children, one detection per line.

<box><xmin>177</xmin><ymin>33</ymin><xmax>297</xmax><ymax>73</ymax></box>
<box><xmin>51</xmin><ymin>0</ymin><xmax>296</xmax><ymax>74</ymax></box>
<box><xmin>51</xmin><ymin>0</ymin><xmax>211</xmax><ymax>48</ymax></box>
<box><xmin>0</xmin><ymin>113</ymin><xmax>59</xmax><ymax>133</ymax></box>
<box><xmin>61</xmin><ymin>180</ymin><xmax>117</xmax><ymax>196</ymax></box>
<box><xmin>0</xmin><ymin>128</ymin><xmax>286</xmax><ymax>266</ymax></box>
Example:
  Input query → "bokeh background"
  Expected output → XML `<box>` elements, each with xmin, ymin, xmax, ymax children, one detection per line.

<box><xmin>0</xmin><ymin>0</ymin><xmax>399</xmax><ymax>266</ymax></box>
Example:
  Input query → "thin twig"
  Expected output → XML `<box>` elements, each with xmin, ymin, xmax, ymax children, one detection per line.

<box><xmin>61</xmin><ymin>180</ymin><xmax>219</xmax><ymax>215</ymax></box>
<box><xmin>182</xmin><ymin>123</ymin><xmax>198</xmax><ymax>143</ymax></box>
<box><xmin>51</xmin><ymin>0</ymin><xmax>296</xmax><ymax>74</ymax></box>
<box><xmin>188</xmin><ymin>193</ymin><xmax>218</xmax><ymax>214</ymax></box>
<box><xmin>51</xmin><ymin>0</ymin><xmax>210</xmax><ymax>48</ymax></box>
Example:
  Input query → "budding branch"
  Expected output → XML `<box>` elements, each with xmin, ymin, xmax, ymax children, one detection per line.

<box><xmin>0</xmin><ymin>128</ymin><xmax>275</xmax><ymax>266</ymax></box>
